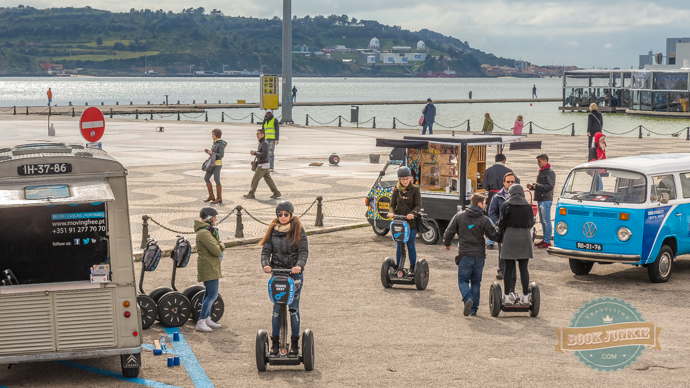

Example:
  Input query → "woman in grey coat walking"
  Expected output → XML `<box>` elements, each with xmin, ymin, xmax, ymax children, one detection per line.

<box><xmin>497</xmin><ymin>184</ymin><xmax>535</xmax><ymax>304</ymax></box>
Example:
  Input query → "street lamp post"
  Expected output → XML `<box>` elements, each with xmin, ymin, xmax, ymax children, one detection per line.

<box><xmin>281</xmin><ymin>0</ymin><xmax>293</xmax><ymax>123</ymax></box>
<box><xmin>189</xmin><ymin>64</ymin><xmax>195</xmax><ymax>74</ymax></box>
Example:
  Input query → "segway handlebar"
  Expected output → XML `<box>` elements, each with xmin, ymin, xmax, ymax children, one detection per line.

<box><xmin>271</xmin><ymin>268</ymin><xmax>295</xmax><ymax>274</ymax></box>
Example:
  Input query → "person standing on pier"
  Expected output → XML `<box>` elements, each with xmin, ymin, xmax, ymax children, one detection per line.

<box><xmin>421</xmin><ymin>98</ymin><xmax>436</xmax><ymax>135</ymax></box>
<box><xmin>245</xmin><ymin>129</ymin><xmax>282</xmax><ymax>200</ymax></box>
<box><xmin>292</xmin><ymin>86</ymin><xmax>297</xmax><ymax>102</ymax></box>
<box><xmin>47</xmin><ymin>88</ymin><xmax>52</xmax><ymax>106</ymax></box>
<box><xmin>526</xmin><ymin>154</ymin><xmax>555</xmax><ymax>249</ymax></box>
<box><xmin>587</xmin><ymin>103</ymin><xmax>603</xmax><ymax>149</ymax></box>
<box><xmin>481</xmin><ymin>113</ymin><xmax>494</xmax><ymax>134</ymax></box>
<box><xmin>203</xmin><ymin>128</ymin><xmax>227</xmax><ymax>204</ymax></box>
<box><xmin>262</xmin><ymin>109</ymin><xmax>279</xmax><ymax>172</ymax></box>
<box><xmin>532</xmin><ymin>85</ymin><xmax>537</xmax><ymax>98</ymax></box>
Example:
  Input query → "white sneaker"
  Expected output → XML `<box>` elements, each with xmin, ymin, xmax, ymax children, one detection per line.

<box><xmin>206</xmin><ymin>317</ymin><xmax>221</xmax><ymax>329</ymax></box>
<box><xmin>195</xmin><ymin>319</ymin><xmax>212</xmax><ymax>332</ymax></box>
<box><xmin>503</xmin><ymin>294</ymin><xmax>511</xmax><ymax>304</ymax></box>
<box><xmin>522</xmin><ymin>294</ymin><xmax>530</xmax><ymax>304</ymax></box>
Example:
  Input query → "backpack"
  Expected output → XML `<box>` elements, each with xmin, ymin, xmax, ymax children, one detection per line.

<box><xmin>171</xmin><ymin>236</ymin><xmax>192</xmax><ymax>268</ymax></box>
<box><xmin>142</xmin><ymin>239</ymin><xmax>162</xmax><ymax>271</ymax></box>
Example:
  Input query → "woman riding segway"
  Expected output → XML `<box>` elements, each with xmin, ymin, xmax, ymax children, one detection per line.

<box><xmin>387</xmin><ymin>166</ymin><xmax>422</xmax><ymax>273</ymax></box>
<box><xmin>260</xmin><ymin>201</ymin><xmax>308</xmax><ymax>357</ymax></box>
<box><xmin>194</xmin><ymin>206</ymin><xmax>226</xmax><ymax>332</ymax></box>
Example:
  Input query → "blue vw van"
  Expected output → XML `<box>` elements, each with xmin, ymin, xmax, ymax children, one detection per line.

<box><xmin>547</xmin><ymin>153</ymin><xmax>690</xmax><ymax>283</ymax></box>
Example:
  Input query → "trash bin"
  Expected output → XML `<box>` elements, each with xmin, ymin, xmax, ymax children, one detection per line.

<box><xmin>369</xmin><ymin>154</ymin><xmax>380</xmax><ymax>164</ymax></box>
<box><xmin>350</xmin><ymin>106</ymin><xmax>359</xmax><ymax>124</ymax></box>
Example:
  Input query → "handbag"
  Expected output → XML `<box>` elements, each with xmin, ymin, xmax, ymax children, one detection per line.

<box><xmin>419</xmin><ymin>116</ymin><xmax>425</xmax><ymax>126</ymax></box>
<box><xmin>250</xmin><ymin>156</ymin><xmax>258</xmax><ymax>172</ymax></box>
<box><xmin>202</xmin><ymin>152</ymin><xmax>216</xmax><ymax>171</ymax></box>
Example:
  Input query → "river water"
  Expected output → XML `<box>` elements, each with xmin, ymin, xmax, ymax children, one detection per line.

<box><xmin>0</xmin><ymin>77</ymin><xmax>687</xmax><ymax>138</ymax></box>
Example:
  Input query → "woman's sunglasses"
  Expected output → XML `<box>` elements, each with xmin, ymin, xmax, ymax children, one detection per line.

<box><xmin>277</xmin><ymin>212</ymin><xmax>291</xmax><ymax>218</ymax></box>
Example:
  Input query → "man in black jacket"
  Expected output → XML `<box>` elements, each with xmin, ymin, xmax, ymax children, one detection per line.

<box><xmin>244</xmin><ymin>129</ymin><xmax>281</xmax><ymax>199</ymax></box>
<box><xmin>443</xmin><ymin>193</ymin><xmax>499</xmax><ymax>317</ymax></box>
<box><xmin>526</xmin><ymin>154</ymin><xmax>556</xmax><ymax>248</ymax></box>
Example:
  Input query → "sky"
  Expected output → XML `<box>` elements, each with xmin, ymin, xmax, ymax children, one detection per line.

<box><xmin>3</xmin><ymin>0</ymin><xmax>690</xmax><ymax>68</ymax></box>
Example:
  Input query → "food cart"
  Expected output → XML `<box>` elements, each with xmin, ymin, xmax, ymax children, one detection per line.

<box><xmin>0</xmin><ymin>143</ymin><xmax>142</xmax><ymax>377</ymax></box>
<box><xmin>366</xmin><ymin>135</ymin><xmax>537</xmax><ymax>243</ymax></box>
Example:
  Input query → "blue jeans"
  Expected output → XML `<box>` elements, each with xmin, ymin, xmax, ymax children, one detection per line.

<box><xmin>199</xmin><ymin>279</ymin><xmax>219</xmax><ymax>320</ymax></box>
<box><xmin>538</xmin><ymin>201</ymin><xmax>553</xmax><ymax>243</ymax></box>
<box><xmin>422</xmin><ymin>122</ymin><xmax>434</xmax><ymax>135</ymax></box>
<box><xmin>395</xmin><ymin>229</ymin><xmax>417</xmax><ymax>269</ymax></box>
<box><xmin>267</xmin><ymin>139</ymin><xmax>276</xmax><ymax>169</ymax></box>
<box><xmin>272</xmin><ymin>273</ymin><xmax>303</xmax><ymax>337</ymax></box>
<box><xmin>458</xmin><ymin>256</ymin><xmax>485</xmax><ymax>314</ymax></box>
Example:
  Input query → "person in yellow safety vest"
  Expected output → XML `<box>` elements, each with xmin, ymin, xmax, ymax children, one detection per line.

<box><xmin>262</xmin><ymin>109</ymin><xmax>280</xmax><ymax>172</ymax></box>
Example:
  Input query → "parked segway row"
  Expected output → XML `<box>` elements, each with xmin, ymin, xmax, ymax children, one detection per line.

<box><xmin>488</xmin><ymin>281</ymin><xmax>540</xmax><ymax>318</ymax></box>
<box><xmin>256</xmin><ymin>268</ymin><xmax>314</xmax><ymax>372</ymax></box>
<box><xmin>137</xmin><ymin>236</ymin><xmax>225</xmax><ymax>329</ymax></box>
<box><xmin>381</xmin><ymin>214</ymin><xmax>429</xmax><ymax>290</ymax></box>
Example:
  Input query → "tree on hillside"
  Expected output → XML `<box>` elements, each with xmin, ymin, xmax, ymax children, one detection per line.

<box><xmin>96</xmin><ymin>36</ymin><xmax>103</xmax><ymax>46</ymax></box>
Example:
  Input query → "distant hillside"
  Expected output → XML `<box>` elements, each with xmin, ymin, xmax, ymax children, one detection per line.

<box><xmin>0</xmin><ymin>6</ymin><xmax>518</xmax><ymax>76</ymax></box>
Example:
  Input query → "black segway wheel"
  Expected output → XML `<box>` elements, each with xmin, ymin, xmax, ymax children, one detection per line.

<box><xmin>157</xmin><ymin>292</ymin><xmax>191</xmax><ymax>327</ymax></box>
<box><xmin>148</xmin><ymin>287</ymin><xmax>173</xmax><ymax>304</ymax></box>
<box><xmin>380</xmin><ymin>257</ymin><xmax>395</xmax><ymax>288</ymax></box>
<box><xmin>528</xmin><ymin>282</ymin><xmax>540</xmax><ymax>318</ymax></box>
<box><xmin>182</xmin><ymin>285</ymin><xmax>205</xmax><ymax>301</ymax></box>
<box><xmin>489</xmin><ymin>282</ymin><xmax>502</xmax><ymax>317</ymax></box>
<box><xmin>191</xmin><ymin>291</ymin><xmax>225</xmax><ymax>322</ymax></box>
<box><xmin>256</xmin><ymin>330</ymin><xmax>268</xmax><ymax>372</ymax></box>
<box><xmin>414</xmin><ymin>259</ymin><xmax>429</xmax><ymax>290</ymax></box>
<box><xmin>137</xmin><ymin>295</ymin><xmax>157</xmax><ymax>330</ymax></box>
<box><xmin>302</xmin><ymin>329</ymin><xmax>315</xmax><ymax>371</ymax></box>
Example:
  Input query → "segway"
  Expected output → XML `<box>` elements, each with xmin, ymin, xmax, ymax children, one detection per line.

<box><xmin>380</xmin><ymin>215</ymin><xmax>429</xmax><ymax>290</ymax></box>
<box><xmin>137</xmin><ymin>238</ymin><xmax>163</xmax><ymax>330</ymax></box>
<box><xmin>488</xmin><ymin>281</ymin><xmax>540</xmax><ymax>318</ymax></box>
<box><xmin>148</xmin><ymin>236</ymin><xmax>192</xmax><ymax>327</ymax></box>
<box><xmin>256</xmin><ymin>268</ymin><xmax>314</xmax><ymax>372</ymax></box>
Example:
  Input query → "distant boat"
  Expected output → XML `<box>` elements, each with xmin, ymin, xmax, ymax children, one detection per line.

<box><xmin>416</xmin><ymin>68</ymin><xmax>457</xmax><ymax>78</ymax></box>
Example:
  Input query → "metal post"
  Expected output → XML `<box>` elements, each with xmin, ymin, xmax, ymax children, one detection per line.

<box><xmin>13</xmin><ymin>106</ymin><xmax>15</xmax><ymax>115</ymax></box>
<box><xmin>177</xmin><ymin>111</ymin><xmax>180</xmax><ymax>121</ymax></box>
<box><xmin>150</xmin><ymin>110</ymin><xmax>153</xmax><ymax>120</ymax></box>
<box><xmin>529</xmin><ymin>122</ymin><xmax>533</xmax><ymax>134</ymax></box>
<box><xmin>110</xmin><ymin>108</ymin><xmax>113</xmax><ymax>118</ymax></box>
<box><xmin>140</xmin><ymin>215</ymin><xmax>150</xmax><ymax>249</ymax></box>
<box><xmin>280</xmin><ymin>0</ymin><xmax>293</xmax><ymax>124</ymax></box>
<box><xmin>571</xmin><ymin>123</ymin><xmax>575</xmax><ymax>136</ymax></box>
<box><xmin>638</xmin><ymin>125</ymin><xmax>643</xmax><ymax>139</ymax></box>
<box><xmin>165</xmin><ymin>95</ymin><xmax>169</xmax><ymax>106</ymax></box>
<box><xmin>338</xmin><ymin>115</ymin><xmax>342</xmax><ymax>127</ymax></box>
<box><xmin>26</xmin><ymin>106</ymin><xmax>29</xmax><ymax>115</ymax></box>
<box><xmin>469</xmin><ymin>91</ymin><xmax>472</xmax><ymax>99</ymax></box>
<box><xmin>393</xmin><ymin>117</ymin><xmax>396</xmax><ymax>129</ymax></box>
<box><xmin>467</xmin><ymin>119</ymin><xmax>470</xmax><ymax>132</ymax></box>
<box><xmin>452</xmin><ymin>131</ymin><xmax>455</xmax><ymax>137</ymax></box>
<box><xmin>251</xmin><ymin>113</ymin><xmax>254</xmax><ymax>124</ymax></box>
<box><xmin>234</xmin><ymin>206</ymin><xmax>244</xmax><ymax>238</ymax></box>
<box><xmin>315</xmin><ymin>196</ymin><xmax>324</xmax><ymax>227</ymax></box>
<box><xmin>687</xmin><ymin>127</ymin><xmax>689</xmax><ymax>141</ymax></box>
<box><xmin>205</xmin><ymin>111</ymin><xmax>208</xmax><ymax>122</ymax></box>
<box><xmin>221</xmin><ymin>113</ymin><xmax>224</xmax><ymax>122</ymax></box>
<box><xmin>72</xmin><ymin>108</ymin><xmax>75</xmax><ymax>117</ymax></box>
<box><xmin>135</xmin><ymin>109</ymin><xmax>139</xmax><ymax>119</ymax></box>
<box><xmin>373</xmin><ymin>117</ymin><xmax>376</xmax><ymax>129</ymax></box>
<box><xmin>305</xmin><ymin>114</ymin><xmax>309</xmax><ymax>126</ymax></box>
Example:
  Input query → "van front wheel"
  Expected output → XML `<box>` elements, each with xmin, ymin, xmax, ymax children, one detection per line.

<box><xmin>648</xmin><ymin>245</ymin><xmax>674</xmax><ymax>283</ymax></box>
<box><xmin>569</xmin><ymin>259</ymin><xmax>594</xmax><ymax>275</ymax></box>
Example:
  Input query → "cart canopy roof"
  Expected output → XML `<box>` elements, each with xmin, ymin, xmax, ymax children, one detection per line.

<box><xmin>376</xmin><ymin>135</ymin><xmax>526</xmax><ymax>148</ymax></box>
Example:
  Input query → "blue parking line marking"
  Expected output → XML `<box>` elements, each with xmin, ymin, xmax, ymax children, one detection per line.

<box><xmin>54</xmin><ymin>360</ymin><xmax>182</xmax><ymax>388</ymax></box>
<box><xmin>164</xmin><ymin>327</ymin><xmax>214</xmax><ymax>388</ymax></box>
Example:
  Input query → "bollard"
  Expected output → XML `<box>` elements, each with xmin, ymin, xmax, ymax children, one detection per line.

<box><xmin>193</xmin><ymin>100</ymin><xmax>195</xmax><ymax>104</ymax></box>
<box><xmin>638</xmin><ymin>125</ymin><xmax>643</xmax><ymax>139</ymax></box>
<box><xmin>393</xmin><ymin>117</ymin><xmax>396</xmax><ymax>129</ymax></box>
<box><xmin>110</xmin><ymin>109</ymin><xmax>113</xmax><ymax>118</ymax></box>
<box><xmin>13</xmin><ymin>106</ymin><xmax>15</xmax><ymax>115</ymax></box>
<box><xmin>571</xmin><ymin>123</ymin><xmax>575</xmax><ymax>136</ymax></box>
<box><xmin>221</xmin><ymin>113</ymin><xmax>224</xmax><ymax>122</ymax></box>
<box><xmin>469</xmin><ymin>91</ymin><xmax>472</xmax><ymax>100</ymax></box>
<box><xmin>204</xmin><ymin>100</ymin><xmax>207</xmax><ymax>104</ymax></box>
<box><xmin>529</xmin><ymin>122</ymin><xmax>533</xmax><ymax>134</ymax></box>
<box><xmin>373</xmin><ymin>117</ymin><xmax>376</xmax><ymax>129</ymax></box>
<box><xmin>234</xmin><ymin>206</ymin><xmax>244</xmax><ymax>238</ymax></box>
<box><xmin>338</xmin><ymin>115</ymin><xmax>342</xmax><ymax>127</ymax></box>
<box><xmin>177</xmin><ymin>111</ymin><xmax>180</xmax><ymax>121</ymax></box>
<box><xmin>130</xmin><ymin>101</ymin><xmax>133</xmax><ymax>105</ymax></box>
<box><xmin>135</xmin><ymin>109</ymin><xmax>139</xmax><ymax>119</ymax></box>
<box><xmin>452</xmin><ymin>131</ymin><xmax>455</xmax><ymax>137</ymax></box>
<box><xmin>205</xmin><ymin>111</ymin><xmax>208</xmax><ymax>122</ymax></box>
<box><xmin>687</xmin><ymin>127</ymin><xmax>690</xmax><ymax>141</ymax></box>
<box><xmin>150</xmin><ymin>110</ymin><xmax>153</xmax><ymax>120</ymax></box>
<box><xmin>177</xmin><ymin>101</ymin><xmax>180</xmax><ymax>105</ymax></box>
<box><xmin>85</xmin><ymin>102</ymin><xmax>88</xmax><ymax>106</ymax></box>
<box><xmin>140</xmin><ymin>215</ymin><xmax>150</xmax><ymax>249</ymax></box>
<box><xmin>69</xmin><ymin>101</ymin><xmax>72</xmax><ymax>106</ymax></box>
<box><xmin>251</xmin><ymin>113</ymin><xmax>254</xmax><ymax>124</ymax></box>
<box><xmin>26</xmin><ymin>106</ymin><xmax>29</xmax><ymax>115</ymax></box>
<box><xmin>72</xmin><ymin>107</ymin><xmax>75</xmax><ymax>117</ymax></box>
<box><xmin>315</xmin><ymin>196</ymin><xmax>324</xmax><ymax>227</ymax></box>
<box><xmin>116</xmin><ymin>101</ymin><xmax>119</xmax><ymax>105</ymax></box>
<box><xmin>218</xmin><ymin>100</ymin><xmax>221</xmax><ymax>104</ymax></box>
<box><xmin>305</xmin><ymin>114</ymin><xmax>309</xmax><ymax>126</ymax></box>
<box><xmin>101</xmin><ymin>102</ymin><xmax>104</xmax><ymax>105</ymax></box>
<box><xmin>48</xmin><ymin>107</ymin><xmax>51</xmax><ymax>116</ymax></box>
<box><xmin>467</xmin><ymin>119</ymin><xmax>470</xmax><ymax>132</ymax></box>
<box><xmin>148</xmin><ymin>101</ymin><xmax>150</xmax><ymax>105</ymax></box>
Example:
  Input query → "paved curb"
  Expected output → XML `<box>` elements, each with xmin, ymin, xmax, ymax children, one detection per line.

<box><xmin>133</xmin><ymin>222</ymin><xmax>369</xmax><ymax>260</ymax></box>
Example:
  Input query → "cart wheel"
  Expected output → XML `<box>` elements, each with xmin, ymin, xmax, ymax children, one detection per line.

<box><xmin>529</xmin><ymin>282</ymin><xmax>540</xmax><ymax>318</ymax></box>
<box><xmin>256</xmin><ymin>330</ymin><xmax>268</xmax><ymax>372</ymax></box>
<box><xmin>191</xmin><ymin>291</ymin><xmax>225</xmax><ymax>322</ymax></box>
<box><xmin>568</xmin><ymin>259</ymin><xmax>594</xmax><ymax>275</ymax></box>
<box><xmin>372</xmin><ymin>225</ymin><xmax>390</xmax><ymax>237</ymax></box>
<box><xmin>182</xmin><ymin>285</ymin><xmax>205</xmax><ymax>301</ymax></box>
<box><xmin>648</xmin><ymin>245</ymin><xmax>674</xmax><ymax>283</ymax></box>
<box><xmin>157</xmin><ymin>292</ymin><xmax>191</xmax><ymax>327</ymax></box>
<box><xmin>381</xmin><ymin>257</ymin><xmax>394</xmax><ymax>288</ymax></box>
<box><xmin>137</xmin><ymin>295</ymin><xmax>157</xmax><ymax>330</ymax></box>
<box><xmin>302</xmin><ymin>329</ymin><xmax>315</xmax><ymax>371</ymax></box>
<box><xmin>420</xmin><ymin>219</ymin><xmax>440</xmax><ymax>245</ymax></box>
<box><xmin>122</xmin><ymin>367</ymin><xmax>139</xmax><ymax>378</ymax></box>
<box><xmin>148</xmin><ymin>287</ymin><xmax>173</xmax><ymax>304</ymax></box>
<box><xmin>489</xmin><ymin>282</ymin><xmax>502</xmax><ymax>317</ymax></box>
<box><xmin>414</xmin><ymin>259</ymin><xmax>429</xmax><ymax>290</ymax></box>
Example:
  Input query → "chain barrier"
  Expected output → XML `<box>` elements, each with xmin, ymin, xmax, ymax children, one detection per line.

<box><xmin>640</xmin><ymin>125</ymin><xmax>688</xmax><ymax>137</ymax></box>
<box><xmin>147</xmin><ymin>216</ymin><xmax>197</xmax><ymax>235</ymax></box>
<box><xmin>434</xmin><ymin>119</ymin><xmax>469</xmax><ymax>129</ymax></box>
<box><xmin>222</xmin><ymin>112</ymin><xmax>254</xmax><ymax>121</ymax></box>
<box><xmin>27</xmin><ymin>107</ymin><xmax>51</xmax><ymax>114</ymax></box>
<box><xmin>298</xmin><ymin>198</ymin><xmax>318</xmax><ymax>218</ymax></box>
<box><xmin>180</xmin><ymin>112</ymin><xmax>206</xmax><ymax>119</ymax></box>
<box><xmin>393</xmin><ymin>118</ymin><xmax>420</xmax><ymax>128</ymax></box>
<box><xmin>240</xmin><ymin>207</ymin><xmax>271</xmax><ymax>226</ymax></box>
<box><xmin>602</xmin><ymin>126</ymin><xmax>640</xmax><ymax>135</ymax></box>
<box><xmin>306</xmin><ymin>115</ymin><xmax>340</xmax><ymax>125</ymax></box>
<box><xmin>491</xmin><ymin>123</ymin><xmax>512</xmax><ymax>132</ymax></box>
<box><xmin>531</xmin><ymin>122</ymin><xmax>572</xmax><ymax>132</ymax></box>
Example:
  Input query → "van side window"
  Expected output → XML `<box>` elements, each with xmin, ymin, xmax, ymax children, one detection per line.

<box><xmin>380</xmin><ymin>165</ymin><xmax>401</xmax><ymax>188</ymax></box>
<box><xmin>680</xmin><ymin>173</ymin><xmax>690</xmax><ymax>198</ymax></box>
<box><xmin>650</xmin><ymin>175</ymin><xmax>677</xmax><ymax>202</ymax></box>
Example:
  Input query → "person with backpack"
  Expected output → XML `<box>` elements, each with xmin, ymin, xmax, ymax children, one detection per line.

<box><xmin>387</xmin><ymin>166</ymin><xmax>422</xmax><ymax>272</ymax></box>
<box><xmin>194</xmin><ymin>207</ymin><xmax>225</xmax><ymax>332</ymax></box>
<box><xmin>587</xmin><ymin>103</ymin><xmax>603</xmax><ymax>149</ymax></box>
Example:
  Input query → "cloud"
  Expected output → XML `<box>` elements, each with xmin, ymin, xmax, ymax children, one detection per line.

<box><xmin>604</xmin><ymin>43</ymin><xmax>613</xmax><ymax>49</ymax></box>
<box><xmin>567</xmin><ymin>41</ymin><xmax>580</xmax><ymax>48</ymax></box>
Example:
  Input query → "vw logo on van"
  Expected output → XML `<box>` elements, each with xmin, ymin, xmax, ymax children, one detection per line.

<box><xmin>583</xmin><ymin>222</ymin><xmax>597</xmax><ymax>238</ymax></box>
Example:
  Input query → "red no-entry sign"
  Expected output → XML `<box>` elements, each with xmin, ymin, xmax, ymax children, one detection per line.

<box><xmin>79</xmin><ymin>107</ymin><xmax>105</xmax><ymax>143</ymax></box>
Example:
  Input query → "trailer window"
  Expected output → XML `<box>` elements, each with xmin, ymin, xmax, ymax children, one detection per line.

<box><xmin>380</xmin><ymin>164</ymin><xmax>400</xmax><ymax>188</ymax></box>
<box><xmin>0</xmin><ymin>203</ymin><xmax>108</xmax><ymax>285</ymax></box>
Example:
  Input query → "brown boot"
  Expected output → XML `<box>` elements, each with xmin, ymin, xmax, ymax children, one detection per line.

<box><xmin>204</xmin><ymin>183</ymin><xmax>215</xmax><ymax>202</ymax></box>
<box><xmin>211</xmin><ymin>185</ymin><xmax>222</xmax><ymax>204</ymax></box>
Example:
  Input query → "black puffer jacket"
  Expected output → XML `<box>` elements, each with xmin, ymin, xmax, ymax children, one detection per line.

<box><xmin>261</xmin><ymin>227</ymin><xmax>308</xmax><ymax>270</ymax></box>
<box><xmin>443</xmin><ymin>205</ymin><xmax>498</xmax><ymax>260</ymax></box>
<box><xmin>254</xmin><ymin>138</ymin><xmax>270</xmax><ymax>164</ymax></box>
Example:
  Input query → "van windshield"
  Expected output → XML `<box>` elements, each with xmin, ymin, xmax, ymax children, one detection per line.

<box><xmin>562</xmin><ymin>168</ymin><xmax>647</xmax><ymax>204</ymax></box>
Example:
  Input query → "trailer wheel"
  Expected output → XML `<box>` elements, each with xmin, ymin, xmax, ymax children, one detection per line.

<box><xmin>420</xmin><ymin>219</ymin><xmax>440</xmax><ymax>245</ymax></box>
<box><xmin>122</xmin><ymin>367</ymin><xmax>140</xmax><ymax>378</ymax></box>
<box><xmin>372</xmin><ymin>225</ymin><xmax>389</xmax><ymax>236</ymax></box>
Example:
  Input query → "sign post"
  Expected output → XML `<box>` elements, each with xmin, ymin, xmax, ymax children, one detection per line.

<box><xmin>260</xmin><ymin>75</ymin><xmax>280</xmax><ymax>111</ymax></box>
<box><xmin>79</xmin><ymin>107</ymin><xmax>105</xmax><ymax>147</ymax></box>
